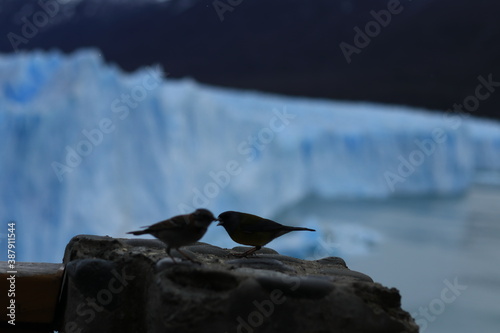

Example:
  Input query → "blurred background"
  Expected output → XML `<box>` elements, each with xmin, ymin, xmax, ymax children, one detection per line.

<box><xmin>1</xmin><ymin>0</ymin><xmax>500</xmax><ymax>332</ymax></box>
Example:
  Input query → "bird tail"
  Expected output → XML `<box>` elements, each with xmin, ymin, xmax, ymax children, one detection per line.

<box><xmin>127</xmin><ymin>230</ymin><xmax>148</xmax><ymax>235</ymax></box>
<box><xmin>287</xmin><ymin>226</ymin><xmax>316</xmax><ymax>232</ymax></box>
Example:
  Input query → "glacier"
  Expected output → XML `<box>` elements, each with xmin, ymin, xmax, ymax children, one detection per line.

<box><xmin>1</xmin><ymin>49</ymin><xmax>500</xmax><ymax>262</ymax></box>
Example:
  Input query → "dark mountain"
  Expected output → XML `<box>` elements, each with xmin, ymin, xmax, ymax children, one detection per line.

<box><xmin>1</xmin><ymin>0</ymin><xmax>499</xmax><ymax>120</ymax></box>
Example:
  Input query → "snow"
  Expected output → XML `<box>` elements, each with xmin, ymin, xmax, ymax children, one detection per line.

<box><xmin>1</xmin><ymin>48</ymin><xmax>499</xmax><ymax>262</ymax></box>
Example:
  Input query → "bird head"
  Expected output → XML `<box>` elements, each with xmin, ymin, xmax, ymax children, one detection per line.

<box><xmin>192</xmin><ymin>208</ymin><xmax>217</xmax><ymax>227</ymax></box>
<box><xmin>216</xmin><ymin>211</ymin><xmax>238</xmax><ymax>231</ymax></box>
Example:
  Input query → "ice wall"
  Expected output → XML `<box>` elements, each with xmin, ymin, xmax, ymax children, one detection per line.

<box><xmin>1</xmin><ymin>49</ymin><xmax>499</xmax><ymax>261</ymax></box>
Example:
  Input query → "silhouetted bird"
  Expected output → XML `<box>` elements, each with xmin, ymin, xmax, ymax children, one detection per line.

<box><xmin>127</xmin><ymin>208</ymin><xmax>216</xmax><ymax>263</ymax></box>
<box><xmin>217</xmin><ymin>211</ymin><xmax>315</xmax><ymax>257</ymax></box>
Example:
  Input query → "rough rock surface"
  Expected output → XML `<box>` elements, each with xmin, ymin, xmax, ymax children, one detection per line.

<box><xmin>60</xmin><ymin>235</ymin><xmax>418</xmax><ymax>333</ymax></box>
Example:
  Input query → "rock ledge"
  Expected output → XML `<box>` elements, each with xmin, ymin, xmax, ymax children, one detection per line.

<box><xmin>60</xmin><ymin>235</ymin><xmax>418</xmax><ymax>333</ymax></box>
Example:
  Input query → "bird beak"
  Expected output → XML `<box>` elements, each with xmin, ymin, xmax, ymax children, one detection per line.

<box><xmin>216</xmin><ymin>220</ymin><xmax>223</xmax><ymax>226</ymax></box>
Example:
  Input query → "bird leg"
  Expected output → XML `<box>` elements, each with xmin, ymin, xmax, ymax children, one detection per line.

<box><xmin>166</xmin><ymin>247</ymin><xmax>177</xmax><ymax>263</ymax></box>
<box><xmin>176</xmin><ymin>248</ymin><xmax>201</xmax><ymax>264</ymax></box>
<box><xmin>234</xmin><ymin>246</ymin><xmax>261</xmax><ymax>257</ymax></box>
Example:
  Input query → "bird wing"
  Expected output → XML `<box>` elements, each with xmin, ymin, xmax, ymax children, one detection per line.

<box><xmin>239</xmin><ymin>217</ymin><xmax>286</xmax><ymax>233</ymax></box>
<box><xmin>144</xmin><ymin>218</ymin><xmax>185</xmax><ymax>232</ymax></box>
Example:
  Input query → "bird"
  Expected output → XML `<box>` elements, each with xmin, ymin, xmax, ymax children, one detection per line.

<box><xmin>217</xmin><ymin>211</ymin><xmax>316</xmax><ymax>257</ymax></box>
<box><xmin>127</xmin><ymin>208</ymin><xmax>217</xmax><ymax>263</ymax></box>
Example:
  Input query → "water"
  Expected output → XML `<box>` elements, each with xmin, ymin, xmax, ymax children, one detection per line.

<box><xmin>272</xmin><ymin>184</ymin><xmax>500</xmax><ymax>333</ymax></box>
